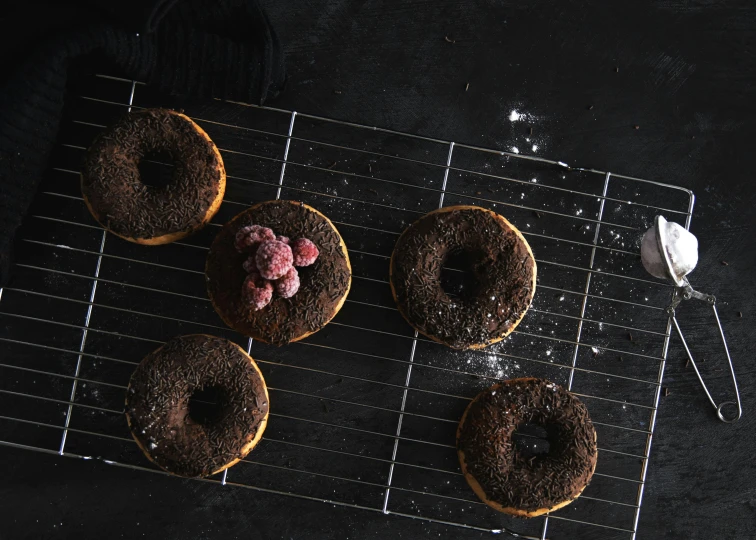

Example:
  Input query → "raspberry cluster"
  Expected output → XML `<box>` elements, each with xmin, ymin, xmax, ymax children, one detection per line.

<box><xmin>235</xmin><ymin>224</ymin><xmax>320</xmax><ymax>310</ymax></box>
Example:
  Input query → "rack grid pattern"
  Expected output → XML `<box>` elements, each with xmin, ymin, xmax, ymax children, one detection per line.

<box><xmin>0</xmin><ymin>73</ymin><xmax>695</xmax><ymax>540</ymax></box>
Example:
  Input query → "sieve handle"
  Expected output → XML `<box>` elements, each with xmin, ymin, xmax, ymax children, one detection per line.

<box><xmin>667</xmin><ymin>301</ymin><xmax>742</xmax><ymax>423</ymax></box>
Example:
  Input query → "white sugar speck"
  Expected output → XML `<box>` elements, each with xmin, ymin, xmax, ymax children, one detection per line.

<box><xmin>511</xmin><ymin>146</ymin><xmax>520</xmax><ymax>154</ymax></box>
<box><xmin>509</xmin><ymin>110</ymin><xmax>522</xmax><ymax>122</ymax></box>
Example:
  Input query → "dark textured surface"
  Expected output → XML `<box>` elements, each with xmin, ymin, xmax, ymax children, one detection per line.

<box><xmin>0</xmin><ymin>0</ymin><xmax>285</xmax><ymax>285</ymax></box>
<box><xmin>82</xmin><ymin>108</ymin><xmax>223</xmax><ymax>241</ymax></box>
<box><xmin>390</xmin><ymin>206</ymin><xmax>535</xmax><ymax>349</ymax></box>
<box><xmin>458</xmin><ymin>379</ymin><xmax>597</xmax><ymax>513</ymax></box>
<box><xmin>2</xmin><ymin>1</ymin><xmax>756</xmax><ymax>539</ymax></box>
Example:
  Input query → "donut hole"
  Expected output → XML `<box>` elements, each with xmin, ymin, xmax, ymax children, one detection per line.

<box><xmin>440</xmin><ymin>249</ymin><xmax>484</xmax><ymax>301</ymax></box>
<box><xmin>188</xmin><ymin>385</ymin><xmax>227</xmax><ymax>425</ymax></box>
<box><xmin>138</xmin><ymin>149</ymin><xmax>176</xmax><ymax>190</ymax></box>
<box><xmin>512</xmin><ymin>423</ymin><xmax>551</xmax><ymax>459</ymax></box>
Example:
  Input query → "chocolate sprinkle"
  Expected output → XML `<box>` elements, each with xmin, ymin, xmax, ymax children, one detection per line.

<box><xmin>125</xmin><ymin>335</ymin><xmax>268</xmax><ymax>478</ymax></box>
<box><xmin>206</xmin><ymin>201</ymin><xmax>352</xmax><ymax>345</ymax></box>
<box><xmin>81</xmin><ymin>109</ymin><xmax>224</xmax><ymax>241</ymax></box>
<box><xmin>390</xmin><ymin>206</ymin><xmax>536</xmax><ymax>349</ymax></box>
<box><xmin>457</xmin><ymin>378</ymin><xmax>598</xmax><ymax>513</ymax></box>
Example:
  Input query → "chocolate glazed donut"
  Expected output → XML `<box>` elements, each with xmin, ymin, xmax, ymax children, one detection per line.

<box><xmin>205</xmin><ymin>201</ymin><xmax>352</xmax><ymax>345</ymax></box>
<box><xmin>125</xmin><ymin>334</ymin><xmax>269</xmax><ymax>478</ymax></box>
<box><xmin>81</xmin><ymin>108</ymin><xmax>226</xmax><ymax>245</ymax></box>
<box><xmin>390</xmin><ymin>206</ymin><xmax>536</xmax><ymax>350</ymax></box>
<box><xmin>457</xmin><ymin>378</ymin><xmax>598</xmax><ymax>517</ymax></box>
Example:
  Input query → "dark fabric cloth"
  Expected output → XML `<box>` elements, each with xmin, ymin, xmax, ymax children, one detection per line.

<box><xmin>0</xmin><ymin>0</ymin><xmax>286</xmax><ymax>286</ymax></box>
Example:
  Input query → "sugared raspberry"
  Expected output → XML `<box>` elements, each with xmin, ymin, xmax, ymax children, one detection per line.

<box><xmin>276</xmin><ymin>236</ymin><xmax>290</xmax><ymax>244</ymax></box>
<box><xmin>275</xmin><ymin>267</ymin><xmax>300</xmax><ymax>298</ymax></box>
<box><xmin>255</xmin><ymin>240</ymin><xmax>293</xmax><ymax>280</ymax></box>
<box><xmin>242</xmin><ymin>274</ymin><xmax>273</xmax><ymax>311</ymax></box>
<box><xmin>243</xmin><ymin>267</ymin><xmax>266</xmax><ymax>287</ymax></box>
<box><xmin>291</xmin><ymin>238</ymin><xmax>319</xmax><ymax>266</ymax></box>
<box><xmin>235</xmin><ymin>225</ymin><xmax>275</xmax><ymax>253</ymax></box>
<box><xmin>242</xmin><ymin>256</ymin><xmax>258</xmax><ymax>274</ymax></box>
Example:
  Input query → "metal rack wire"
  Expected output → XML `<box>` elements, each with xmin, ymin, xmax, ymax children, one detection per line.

<box><xmin>0</xmin><ymin>72</ymin><xmax>695</xmax><ymax>540</ymax></box>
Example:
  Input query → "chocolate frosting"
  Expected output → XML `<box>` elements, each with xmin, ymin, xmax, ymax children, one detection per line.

<box><xmin>125</xmin><ymin>334</ymin><xmax>268</xmax><ymax>478</ymax></box>
<box><xmin>457</xmin><ymin>378</ymin><xmax>598</xmax><ymax>512</ymax></box>
<box><xmin>81</xmin><ymin>108</ymin><xmax>223</xmax><ymax>240</ymax></box>
<box><xmin>206</xmin><ymin>201</ymin><xmax>351</xmax><ymax>345</ymax></box>
<box><xmin>390</xmin><ymin>206</ymin><xmax>536</xmax><ymax>349</ymax></box>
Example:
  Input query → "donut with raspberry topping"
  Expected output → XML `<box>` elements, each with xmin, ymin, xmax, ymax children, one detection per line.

<box><xmin>206</xmin><ymin>201</ymin><xmax>351</xmax><ymax>345</ymax></box>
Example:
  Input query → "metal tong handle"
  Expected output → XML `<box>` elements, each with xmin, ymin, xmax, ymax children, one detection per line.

<box><xmin>667</xmin><ymin>281</ymin><xmax>743</xmax><ymax>423</ymax></box>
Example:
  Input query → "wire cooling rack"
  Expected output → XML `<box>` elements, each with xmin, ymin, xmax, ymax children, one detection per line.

<box><xmin>0</xmin><ymin>71</ymin><xmax>695</xmax><ymax>540</ymax></box>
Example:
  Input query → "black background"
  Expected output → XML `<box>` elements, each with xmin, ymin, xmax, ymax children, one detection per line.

<box><xmin>2</xmin><ymin>1</ymin><xmax>756</xmax><ymax>539</ymax></box>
